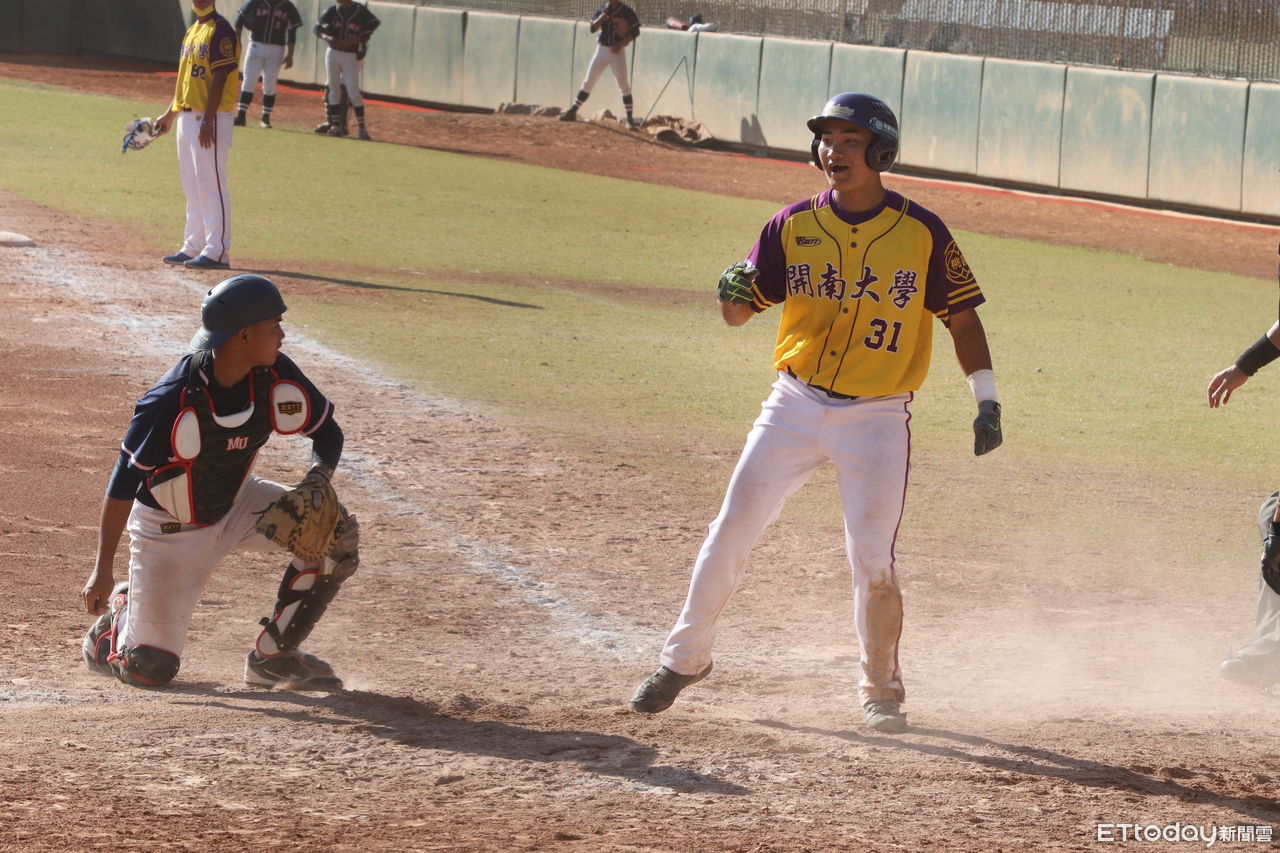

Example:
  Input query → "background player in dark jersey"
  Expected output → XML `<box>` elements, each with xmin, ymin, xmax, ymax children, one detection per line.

<box><xmin>560</xmin><ymin>0</ymin><xmax>642</xmax><ymax>128</ymax></box>
<box><xmin>81</xmin><ymin>275</ymin><xmax>360</xmax><ymax>690</ymax></box>
<box><xmin>234</xmin><ymin>0</ymin><xmax>303</xmax><ymax>128</ymax></box>
<box><xmin>314</xmin><ymin>0</ymin><xmax>380</xmax><ymax>140</ymax></box>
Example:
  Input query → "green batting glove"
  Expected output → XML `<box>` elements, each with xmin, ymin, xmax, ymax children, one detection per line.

<box><xmin>717</xmin><ymin>261</ymin><xmax>759</xmax><ymax>305</ymax></box>
<box><xmin>973</xmin><ymin>399</ymin><xmax>1002</xmax><ymax>456</ymax></box>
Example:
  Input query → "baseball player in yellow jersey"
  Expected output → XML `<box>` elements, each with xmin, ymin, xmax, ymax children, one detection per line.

<box><xmin>631</xmin><ymin>93</ymin><xmax>1003</xmax><ymax>733</ymax></box>
<box><xmin>153</xmin><ymin>0</ymin><xmax>241</xmax><ymax>271</ymax></box>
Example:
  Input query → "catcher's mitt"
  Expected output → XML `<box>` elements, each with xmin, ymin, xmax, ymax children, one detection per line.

<box><xmin>256</xmin><ymin>471</ymin><xmax>343</xmax><ymax>562</ymax></box>
<box><xmin>122</xmin><ymin>117</ymin><xmax>159</xmax><ymax>153</ymax></box>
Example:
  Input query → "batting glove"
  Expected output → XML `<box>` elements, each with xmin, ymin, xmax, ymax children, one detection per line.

<box><xmin>973</xmin><ymin>399</ymin><xmax>1002</xmax><ymax>456</ymax></box>
<box><xmin>718</xmin><ymin>261</ymin><xmax>759</xmax><ymax>305</ymax></box>
<box><xmin>1263</xmin><ymin>521</ymin><xmax>1280</xmax><ymax>596</ymax></box>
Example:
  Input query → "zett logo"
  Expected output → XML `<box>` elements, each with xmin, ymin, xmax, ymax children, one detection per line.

<box><xmin>227</xmin><ymin>435</ymin><xmax>250</xmax><ymax>450</ymax></box>
<box><xmin>277</xmin><ymin>401</ymin><xmax>303</xmax><ymax>416</ymax></box>
<box><xmin>795</xmin><ymin>237</ymin><xmax>822</xmax><ymax>247</ymax></box>
<box><xmin>160</xmin><ymin>522</ymin><xmax>182</xmax><ymax>534</ymax></box>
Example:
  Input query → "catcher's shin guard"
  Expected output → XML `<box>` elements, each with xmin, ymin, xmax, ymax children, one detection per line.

<box><xmin>256</xmin><ymin>512</ymin><xmax>359</xmax><ymax>656</ymax></box>
<box><xmin>82</xmin><ymin>581</ymin><xmax>129</xmax><ymax>675</ymax></box>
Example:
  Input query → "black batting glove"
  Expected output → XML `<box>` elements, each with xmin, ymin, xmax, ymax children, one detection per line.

<box><xmin>973</xmin><ymin>399</ymin><xmax>1002</xmax><ymax>456</ymax></box>
<box><xmin>1263</xmin><ymin>521</ymin><xmax>1280</xmax><ymax>596</ymax></box>
<box><xmin>718</xmin><ymin>261</ymin><xmax>758</xmax><ymax>305</ymax></box>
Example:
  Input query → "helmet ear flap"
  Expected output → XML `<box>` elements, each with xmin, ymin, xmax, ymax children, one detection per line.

<box><xmin>865</xmin><ymin>137</ymin><xmax>897</xmax><ymax>172</ymax></box>
<box><xmin>811</xmin><ymin>136</ymin><xmax>822</xmax><ymax>169</ymax></box>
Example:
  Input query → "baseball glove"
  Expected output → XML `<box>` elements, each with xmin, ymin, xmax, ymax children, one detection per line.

<box><xmin>718</xmin><ymin>261</ymin><xmax>759</xmax><ymax>305</ymax></box>
<box><xmin>255</xmin><ymin>470</ymin><xmax>343</xmax><ymax>562</ymax></box>
<box><xmin>121</xmin><ymin>117</ymin><xmax>158</xmax><ymax>153</ymax></box>
<box><xmin>972</xmin><ymin>399</ymin><xmax>1002</xmax><ymax>456</ymax></box>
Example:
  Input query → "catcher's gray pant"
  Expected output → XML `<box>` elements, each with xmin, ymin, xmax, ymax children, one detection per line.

<box><xmin>1246</xmin><ymin>493</ymin><xmax>1280</xmax><ymax>656</ymax></box>
<box><xmin>241</xmin><ymin>41</ymin><xmax>286</xmax><ymax>97</ymax></box>
<box><xmin>324</xmin><ymin>47</ymin><xmax>364</xmax><ymax>107</ymax></box>
<box><xmin>580</xmin><ymin>43</ymin><xmax>631</xmax><ymax>97</ymax></box>
<box><xmin>118</xmin><ymin>476</ymin><xmax>289</xmax><ymax>658</ymax></box>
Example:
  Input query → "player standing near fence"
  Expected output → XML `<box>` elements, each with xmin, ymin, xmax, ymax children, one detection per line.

<box><xmin>314</xmin><ymin>0</ymin><xmax>380</xmax><ymax>140</ymax></box>
<box><xmin>233</xmin><ymin>0</ymin><xmax>303</xmax><ymax>128</ymax></box>
<box><xmin>560</xmin><ymin>0</ymin><xmax>642</xmax><ymax>128</ymax></box>
<box><xmin>629</xmin><ymin>93</ymin><xmax>1003</xmax><ymax>733</ymax></box>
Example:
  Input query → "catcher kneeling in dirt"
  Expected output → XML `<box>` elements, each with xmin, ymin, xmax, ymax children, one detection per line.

<box><xmin>80</xmin><ymin>274</ymin><xmax>358</xmax><ymax>690</ymax></box>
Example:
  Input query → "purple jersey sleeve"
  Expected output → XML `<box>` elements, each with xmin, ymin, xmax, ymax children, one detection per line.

<box><xmin>209</xmin><ymin>18</ymin><xmax>239</xmax><ymax>70</ymax></box>
<box><xmin>746</xmin><ymin>198</ymin><xmax>815</xmax><ymax>311</ymax></box>
<box><xmin>910</xmin><ymin>201</ymin><xmax>985</xmax><ymax>323</ymax></box>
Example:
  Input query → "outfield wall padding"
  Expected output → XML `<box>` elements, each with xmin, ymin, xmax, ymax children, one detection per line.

<box><xmin>629</xmin><ymin>27</ymin><xmax>697</xmax><ymax>121</ymax></box>
<box><xmin>692</xmin><ymin>32</ymin><xmax>764</xmax><ymax>146</ymax></box>
<box><xmin>409</xmin><ymin>6</ymin><xmax>465</xmax><ymax>105</ymax></box>
<box><xmin>361</xmin><ymin>2</ymin><xmax>416</xmax><ymax>100</ymax></box>
<box><xmin>0</xmin><ymin>1</ymin><xmax>21</xmax><ymax>53</ymax></box>
<box><xmin>1059</xmin><ymin>67</ymin><xmax>1154</xmax><ymax>200</ymax></box>
<box><xmin>1241</xmin><ymin>82</ymin><xmax>1280</xmax><ymax>218</ymax></box>
<box><xmin>21</xmin><ymin>0</ymin><xmax>75</xmax><ymax>55</ymax></box>
<box><xmin>1148</xmin><ymin>75</ymin><xmax>1247</xmax><ymax>212</ymax></box>
<box><xmin>977</xmin><ymin>58</ymin><xmax>1065</xmax><ymax>187</ymax></box>
<box><xmin>461</xmin><ymin>11</ymin><xmax>518</xmax><ymax>109</ymax></box>
<box><xmin>281</xmin><ymin>0</ymin><xmax>322</xmax><ymax>88</ymax></box>
<box><xmin>899</xmin><ymin>51</ymin><xmax>983</xmax><ymax>174</ymax></box>
<box><xmin>828</xmin><ymin>44</ymin><xmax>905</xmax><ymax>117</ymax></box>
<box><xmin>515</xmin><ymin>16</ymin><xmax>576</xmax><ymax>109</ymax></box>
<box><xmin>756</xmin><ymin>36</ymin><xmax>832</xmax><ymax>152</ymax></box>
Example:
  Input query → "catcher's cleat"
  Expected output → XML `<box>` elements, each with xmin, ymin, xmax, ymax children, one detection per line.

<box><xmin>259</xmin><ymin>116</ymin><xmax>272</xmax><ymax>129</ymax></box>
<box><xmin>629</xmin><ymin>662</ymin><xmax>712</xmax><ymax>713</ymax></box>
<box><xmin>328</xmin><ymin>125</ymin><xmax>348</xmax><ymax>137</ymax></box>
<box><xmin>314</xmin><ymin>122</ymin><xmax>331</xmax><ymax>134</ymax></box>
<box><xmin>358</xmin><ymin>128</ymin><xmax>371</xmax><ymax>141</ymax></box>
<box><xmin>233</xmin><ymin>112</ymin><xmax>246</xmax><ymax>127</ymax></box>
<box><xmin>559</xmin><ymin>106</ymin><xmax>578</xmax><ymax>122</ymax></box>
<box><xmin>163</xmin><ymin>251</ymin><xmax>194</xmax><ymax>265</ymax></box>
<box><xmin>863</xmin><ymin>699</ymin><xmax>908</xmax><ymax>734</ymax></box>
<box><xmin>245</xmin><ymin>649</ymin><xmax>343</xmax><ymax>690</ymax></box>
<box><xmin>1220</xmin><ymin>651</ymin><xmax>1280</xmax><ymax>692</ymax></box>
<box><xmin>184</xmin><ymin>255</ymin><xmax>231</xmax><ymax>270</ymax></box>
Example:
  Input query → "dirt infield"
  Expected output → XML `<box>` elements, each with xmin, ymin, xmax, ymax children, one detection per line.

<box><xmin>2</xmin><ymin>54</ymin><xmax>1279</xmax><ymax>853</ymax></box>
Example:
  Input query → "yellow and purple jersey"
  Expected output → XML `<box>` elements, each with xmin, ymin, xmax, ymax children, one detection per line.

<box><xmin>172</xmin><ymin>12</ymin><xmax>241</xmax><ymax>113</ymax></box>
<box><xmin>745</xmin><ymin>189</ymin><xmax>984</xmax><ymax>398</ymax></box>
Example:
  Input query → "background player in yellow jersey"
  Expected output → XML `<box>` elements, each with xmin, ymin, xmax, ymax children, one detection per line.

<box><xmin>153</xmin><ymin>0</ymin><xmax>240</xmax><ymax>270</ymax></box>
<box><xmin>630</xmin><ymin>93</ymin><xmax>1003</xmax><ymax>733</ymax></box>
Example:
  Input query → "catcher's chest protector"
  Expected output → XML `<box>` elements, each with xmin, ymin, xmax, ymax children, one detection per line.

<box><xmin>148</xmin><ymin>364</ymin><xmax>310</xmax><ymax>525</ymax></box>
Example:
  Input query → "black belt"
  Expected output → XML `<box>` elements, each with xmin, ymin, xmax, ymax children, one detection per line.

<box><xmin>787</xmin><ymin>366</ymin><xmax>860</xmax><ymax>400</ymax></box>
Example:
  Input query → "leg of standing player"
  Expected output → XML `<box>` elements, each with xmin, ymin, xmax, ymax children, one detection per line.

<box><xmin>340</xmin><ymin>52</ymin><xmax>369</xmax><ymax>140</ymax></box>
<box><xmin>235</xmin><ymin>40</ymin><xmax>267</xmax><ymax>126</ymax></box>
<box><xmin>257</xmin><ymin>43</ymin><xmax>285</xmax><ymax>127</ymax></box>
<box><xmin>320</xmin><ymin>46</ymin><xmax>342</xmax><ymax>134</ymax></box>
<box><xmin>605</xmin><ymin>46</ymin><xmax>638</xmax><ymax>127</ymax></box>
<box><xmin>175</xmin><ymin>111</ymin><xmax>233</xmax><ymax>265</ymax></box>
<box><xmin>561</xmin><ymin>43</ymin><xmax>613</xmax><ymax>121</ymax></box>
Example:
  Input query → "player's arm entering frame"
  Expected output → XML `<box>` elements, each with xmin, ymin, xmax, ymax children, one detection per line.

<box><xmin>1207</xmin><ymin>319</ymin><xmax>1280</xmax><ymax>409</ymax></box>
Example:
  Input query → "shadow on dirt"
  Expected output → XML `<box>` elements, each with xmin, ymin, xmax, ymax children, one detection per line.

<box><xmin>754</xmin><ymin>719</ymin><xmax>1280</xmax><ymax>823</ymax></box>
<box><xmin>244</xmin><ymin>268</ymin><xmax>544</xmax><ymax>309</ymax></box>
<box><xmin>173</xmin><ymin>686</ymin><xmax>751</xmax><ymax>796</ymax></box>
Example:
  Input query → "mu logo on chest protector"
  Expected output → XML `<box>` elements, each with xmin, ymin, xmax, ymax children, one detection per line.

<box><xmin>226</xmin><ymin>435</ymin><xmax>250</xmax><ymax>451</ymax></box>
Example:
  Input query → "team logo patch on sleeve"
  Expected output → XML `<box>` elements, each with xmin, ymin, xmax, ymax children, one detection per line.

<box><xmin>220</xmin><ymin>37</ymin><xmax>234</xmax><ymax>57</ymax></box>
<box><xmin>944</xmin><ymin>241</ymin><xmax>976</xmax><ymax>287</ymax></box>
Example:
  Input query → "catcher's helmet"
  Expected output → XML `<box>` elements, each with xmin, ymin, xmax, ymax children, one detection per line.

<box><xmin>807</xmin><ymin>93</ymin><xmax>899</xmax><ymax>173</ymax></box>
<box><xmin>191</xmin><ymin>274</ymin><xmax>288</xmax><ymax>350</ymax></box>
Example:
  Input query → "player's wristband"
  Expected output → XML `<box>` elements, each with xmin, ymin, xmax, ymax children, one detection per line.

<box><xmin>967</xmin><ymin>368</ymin><xmax>998</xmax><ymax>404</ymax></box>
<box><xmin>1235</xmin><ymin>335</ymin><xmax>1280</xmax><ymax>376</ymax></box>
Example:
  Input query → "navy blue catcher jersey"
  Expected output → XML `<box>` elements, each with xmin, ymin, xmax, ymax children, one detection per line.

<box><xmin>236</xmin><ymin>0</ymin><xmax>303</xmax><ymax>46</ymax></box>
<box><xmin>111</xmin><ymin>351</ymin><xmax>334</xmax><ymax>522</ymax></box>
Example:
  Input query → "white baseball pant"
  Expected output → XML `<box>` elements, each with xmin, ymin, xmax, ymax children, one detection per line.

<box><xmin>175</xmin><ymin>110</ymin><xmax>233</xmax><ymax>264</ymax></box>
<box><xmin>324</xmin><ymin>47</ymin><xmax>363</xmax><ymax>107</ymax></box>
<box><xmin>580</xmin><ymin>42</ymin><xmax>631</xmax><ymax>97</ymax></box>
<box><xmin>240</xmin><ymin>41</ymin><xmax>286</xmax><ymax>96</ymax></box>
<box><xmin>117</xmin><ymin>476</ymin><xmax>288</xmax><ymax>657</ymax></box>
<box><xmin>660</xmin><ymin>370</ymin><xmax>912</xmax><ymax>706</ymax></box>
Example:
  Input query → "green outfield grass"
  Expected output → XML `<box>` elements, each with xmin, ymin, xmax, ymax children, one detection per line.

<box><xmin>3</xmin><ymin>77</ymin><xmax>1278</xmax><ymax>563</ymax></box>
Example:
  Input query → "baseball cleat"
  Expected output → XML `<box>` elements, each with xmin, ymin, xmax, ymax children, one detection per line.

<box><xmin>1220</xmin><ymin>652</ymin><xmax>1280</xmax><ymax>691</ymax></box>
<box><xmin>358</xmin><ymin>128</ymin><xmax>371</xmax><ymax>141</ymax></box>
<box><xmin>245</xmin><ymin>650</ymin><xmax>343</xmax><ymax>690</ymax></box>
<box><xmin>232</xmin><ymin>113</ymin><xmax>246</xmax><ymax>127</ymax></box>
<box><xmin>863</xmin><ymin>699</ymin><xmax>908</xmax><ymax>733</ymax></box>
<box><xmin>314</xmin><ymin>122</ymin><xmax>331</xmax><ymax>134</ymax></box>
<box><xmin>259</xmin><ymin>116</ymin><xmax>272</xmax><ymax>128</ymax></box>
<box><xmin>184</xmin><ymin>255</ymin><xmax>231</xmax><ymax>270</ymax></box>
<box><xmin>627</xmin><ymin>117</ymin><xmax>643</xmax><ymax>130</ymax></box>
<box><xmin>559</xmin><ymin>106</ymin><xmax>578</xmax><ymax>122</ymax></box>
<box><xmin>629</xmin><ymin>662</ymin><xmax>712</xmax><ymax>713</ymax></box>
<box><xmin>328</xmin><ymin>125</ymin><xmax>348</xmax><ymax>137</ymax></box>
<box><xmin>162</xmin><ymin>251</ymin><xmax>194</xmax><ymax>265</ymax></box>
